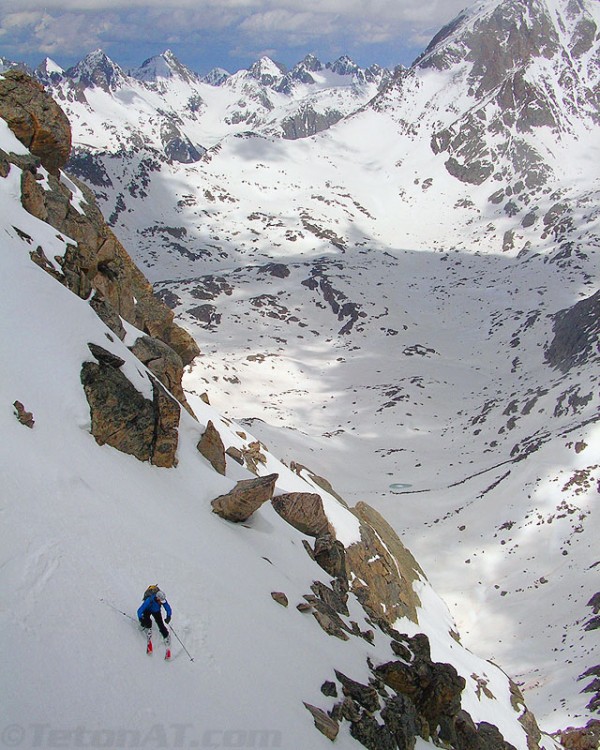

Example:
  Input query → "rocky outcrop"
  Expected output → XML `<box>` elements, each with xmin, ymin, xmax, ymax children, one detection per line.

<box><xmin>0</xmin><ymin>71</ymin><xmax>200</xmax><ymax>467</ymax></box>
<box><xmin>346</xmin><ymin>502</ymin><xmax>424</xmax><ymax>626</ymax></box>
<box><xmin>81</xmin><ymin>345</ymin><xmax>180</xmax><ymax>467</ymax></box>
<box><xmin>0</xmin><ymin>70</ymin><xmax>71</xmax><ymax>175</ymax></box>
<box><xmin>211</xmin><ymin>473</ymin><xmax>279</xmax><ymax>522</ymax></box>
<box><xmin>556</xmin><ymin>720</ymin><xmax>600</xmax><ymax>750</ymax></box>
<box><xmin>197</xmin><ymin>420</ymin><xmax>226</xmax><ymax>475</ymax></box>
<box><xmin>545</xmin><ymin>291</ymin><xmax>600</xmax><ymax>373</ymax></box>
<box><xmin>129</xmin><ymin>334</ymin><xmax>192</xmax><ymax>414</ymax></box>
<box><xmin>1</xmin><ymin>72</ymin><xmax>199</xmax><ymax>373</ymax></box>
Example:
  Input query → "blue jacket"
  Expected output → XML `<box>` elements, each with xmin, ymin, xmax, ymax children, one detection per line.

<box><xmin>138</xmin><ymin>595</ymin><xmax>172</xmax><ymax>621</ymax></box>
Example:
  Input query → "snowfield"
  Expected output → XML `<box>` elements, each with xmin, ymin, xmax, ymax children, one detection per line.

<box><xmin>0</xmin><ymin>123</ymin><xmax>563</xmax><ymax>749</ymax></box>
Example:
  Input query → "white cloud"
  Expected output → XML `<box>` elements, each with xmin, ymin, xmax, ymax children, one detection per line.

<box><xmin>0</xmin><ymin>0</ymin><xmax>479</xmax><ymax>68</ymax></box>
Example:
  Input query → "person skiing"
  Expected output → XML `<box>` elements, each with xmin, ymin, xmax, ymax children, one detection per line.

<box><xmin>138</xmin><ymin>586</ymin><xmax>172</xmax><ymax>657</ymax></box>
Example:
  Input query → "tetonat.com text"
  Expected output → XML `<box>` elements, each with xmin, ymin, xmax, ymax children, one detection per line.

<box><xmin>0</xmin><ymin>723</ymin><xmax>283</xmax><ymax>748</ymax></box>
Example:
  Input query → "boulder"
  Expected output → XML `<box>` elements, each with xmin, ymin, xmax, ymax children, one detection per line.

<box><xmin>303</xmin><ymin>703</ymin><xmax>339</xmax><ymax>741</ymax></box>
<box><xmin>13</xmin><ymin>400</ymin><xmax>34</xmax><ymax>428</ymax></box>
<box><xmin>271</xmin><ymin>591</ymin><xmax>288</xmax><ymax>607</ymax></box>
<box><xmin>271</xmin><ymin>492</ymin><xmax>332</xmax><ymax>537</ymax></box>
<box><xmin>197</xmin><ymin>420</ymin><xmax>226</xmax><ymax>475</ymax></box>
<box><xmin>211</xmin><ymin>473</ymin><xmax>278</xmax><ymax>522</ymax></box>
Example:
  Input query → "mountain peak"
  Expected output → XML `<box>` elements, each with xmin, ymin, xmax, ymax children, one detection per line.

<box><xmin>202</xmin><ymin>67</ymin><xmax>230</xmax><ymax>86</ymax></box>
<box><xmin>66</xmin><ymin>49</ymin><xmax>127</xmax><ymax>91</ymax></box>
<box><xmin>249</xmin><ymin>56</ymin><xmax>287</xmax><ymax>85</ymax></box>
<box><xmin>131</xmin><ymin>49</ymin><xmax>199</xmax><ymax>85</ymax></box>
<box><xmin>327</xmin><ymin>55</ymin><xmax>360</xmax><ymax>76</ymax></box>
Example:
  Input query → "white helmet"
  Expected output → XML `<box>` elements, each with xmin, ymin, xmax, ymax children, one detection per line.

<box><xmin>156</xmin><ymin>590</ymin><xmax>166</xmax><ymax>603</ymax></box>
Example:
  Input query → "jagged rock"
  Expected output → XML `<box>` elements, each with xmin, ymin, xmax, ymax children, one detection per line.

<box><xmin>80</xmin><ymin>361</ymin><xmax>179</xmax><ymax>467</ymax></box>
<box><xmin>21</xmin><ymin>168</ymin><xmax>48</xmax><ymax>221</ymax></box>
<box><xmin>349</xmin><ymin>710</ymin><xmax>396</xmax><ymax>750</ymax></box>
<box><xmin>89</xmin><ymin>292</ymin><xmax>126</xmax><ymax>340</ymax></box>
<box><xmin>346</xmin><ymin>502</ymin><xmax>423</xmax><ymax>626</ymax></box>
<box><xmin>313</xmin><ymin>533</ymin><xmax>347</xmax><ymax>579</ymax></box>
<box><xmin>335</xmin><ymin>671</ymin><xmax>380</xmax><ymax>713</ymax></box>
<box><xmin>0</xmin><ymin>70</ymin><xmax>71</xmax><ymax>175</ymax></box>
<box><xmin>380</xmin><ymin>695</ymin><xmax>419</xmax><ymax>750</ymax></box>
<box><xmin>303</xmin><ymin>703</ymin><xmax>339</xmax><ymax>741</ymax></box>
<box><xmin>239</xmin><ymin>440</ymin><xmax>267</xmax><ymax>474</ymax></box>
<box><xmin>312</xmin><ymin>600</ymin><xmax>350</xmax><ymax>641</ymax></box>
<box><xmin>271</xmin><ymin>591</ymin><xmax>288</xmax><ymax>607</ymax></box>
<box><xmin>455</xmin><ymin>711</ymin><xmax>517</xmax><ymax>750</ymax></box>
<box><xmin>271</xmin><ymin>492</ymin><xmax>332</xmax><ymax>537</ymax></box>
<box><xmin>150</xmin><ymin>379</ymin><xmax>180</xmax><ymax>468</ymax></box>
<box><xmin>196</xmin><ymin>420</ymin><xmax>226</xmax><ymax>475</ymax></box>
<box><xmin>225</xmin><ymin>446</ymin><xmax>244</xmax><ymax>465</ymax></box>
<box><xmin>374</xmin><ymin>654</ymin><xmax>465</xmax><ymax>743</ymax></box>
<box><xmin>211</xmin><ymin>473</ymin><xmax>278</xmax><ymax>522</ymax></box>
<box><xmin>557</xmin><ymin>719</ymin><xmax>600</xmax><ymax>750</ymax></box>
<box><xmin>129</xmin><ymin>334</ymin><xmax>192</xmax><ymax>415</ymax></box>
<box><xmin>87</xmin><ymin>342</ymin><xmax>125</xmax><ymax>369</ymax></box>
<box><xmin>13</xmin><ymin>400</ymin><xmax>34</xmax><ymax>428</ymax></box>
<box><xmin>321</xmin><ymin>681</ymin><xmax>338</xmax><ymax>698</ymax></box>
<box><xmin>311</xmin><ymin>581</ymin><xmax>349</xmax><ymax>616</ymax></box>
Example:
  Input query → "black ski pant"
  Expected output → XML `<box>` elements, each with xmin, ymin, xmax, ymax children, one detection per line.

<box><xmin>140</xmin><ymin>610</ymin><xmax>169</xmax><ymax>639</ymax></box>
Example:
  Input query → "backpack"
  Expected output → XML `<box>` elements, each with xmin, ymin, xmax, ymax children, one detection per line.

<box><xmin>143</xmin><ymin>584</ymin><xmax>160</xmax><ymax>600</ymax></box>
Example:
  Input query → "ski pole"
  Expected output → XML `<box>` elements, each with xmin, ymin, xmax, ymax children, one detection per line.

<box><xmin>100</xmin><ymin>598</ymin><xmax>136</xmax><ymax>622</ymax></box>
<box><xmin>169</xmin><ymin>625</ymin><xmax>194</xmax><ymax>662</ymax></box>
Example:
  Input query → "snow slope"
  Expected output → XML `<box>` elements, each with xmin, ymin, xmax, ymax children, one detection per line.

<box><xmin>0</xmin><ymin>119</ymin><xmax>561</xmax><ymax>748</ymax></box>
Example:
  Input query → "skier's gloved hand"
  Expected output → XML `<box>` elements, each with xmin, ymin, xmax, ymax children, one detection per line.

<box><xmin>165</xmin><ymin>615</ymin><xmax>171</xmax><ymax>624</ymax></box>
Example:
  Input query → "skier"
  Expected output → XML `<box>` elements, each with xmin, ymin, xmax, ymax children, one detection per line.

<box><xmin>138</xmin><ymin>587</ymin><xmax>172</xmax><ymax>657</ymax></box>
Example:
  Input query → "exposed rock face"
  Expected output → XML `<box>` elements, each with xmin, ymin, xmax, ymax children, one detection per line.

<box><xmin>0</xmin><ymin>70</ymin><xmax>71</xmax><ymax>175</ymax></box>
<box><xmin>81</xmin><ymin>350</ymin><xmax>180</xmax><ymax>468</ymax></box>
<box><xmin>556</xmin><ymin>719</ymin><xmax>600</xmax><ymax>750</ymax></box>
<box><xmin>197</xmin><ymin>420</ymin><xmax>226</xmax><ymax>475</ymax></box>
<box><xmin>345</xmin><ymin>502</ymin><xmax>423</xmax><ymax>626</ymax></box>
<box><xmin>545</xmin><ymin>290</ymin><xmax>600</xmax><ymax>373</ymax></box>
<box><xmin>375</xmin><ymin>657</ymin><xmax>465</xmax><ymax>745</ymax></box>
<box><xmin>211</xmin><ymin>473</ymin><xmax>278</xmax><ymax>522</ymax></box>
<box><xmin>129</xmin><ymin>334</ymin><xmax>192</xmax><ymax>414</ymax></box>
<box><xmin>281</xmin><ymin>105</ymin><xmax>343</xmax><ymax>139</ymax></box>
<box><xmin>271</xmin><ymin>492</ymin><xmax>332</xmax><ymax>537</ymax></box>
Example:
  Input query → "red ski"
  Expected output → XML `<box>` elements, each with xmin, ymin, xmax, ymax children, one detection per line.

<box><xmin>164</xmin><ymin>648</ymin><xmax>171</xmax><ymax>661</ymax></box>
<box><xmin>146</xmin><ymin>639</ymin><xmax>153</xmax><ymax>655</ymax></box>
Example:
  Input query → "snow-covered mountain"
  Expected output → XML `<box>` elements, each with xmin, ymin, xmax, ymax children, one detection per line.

<box><xmin>1</xmin><ymin>0</ymin><xmax>599</xmax><ymax>743</ymax></box>
<box><xmin>0</xmin><ymin>67</ymin><xmax>567</xmax><ymax>750</ymax></box>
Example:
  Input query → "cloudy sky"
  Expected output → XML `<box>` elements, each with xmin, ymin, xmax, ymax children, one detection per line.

<box><xmin>0</xmin><ymin>0</ymin><xmax>478</xmax><ymax>74</ymax></box>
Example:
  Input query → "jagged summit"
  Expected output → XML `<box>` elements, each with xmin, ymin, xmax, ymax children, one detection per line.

<box><xmin>35</xmin><ymin>57</ymin><xmax>64</xmax><ymax>86</ymax></box>
<box><xmin>130</xmin><ymin>49</ymin><xmax>200</xmax><ymax>85</ymax></box>
<box><xmin>202</xmin><ymin>67</ymin><xmax>230</xmax><ymax>86</ymax></box>
<box><xmin>248</xmin><ymin>56</ymin><xmax>287</xmax><ymax>86</ymax></box>
<box><xmin>414</xmin><ymin>0</ymin><xmax>600</xmax><ymax>98</ymax></box>
<box><xmin>65</xmin><ymin>49</ymin><xmax>127</xmax><ymax>91</ymax></box>
<box><xmin>327</xmin><ymin>54</ymin><xmax>361</xmax><ymax>76</ymax></box>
